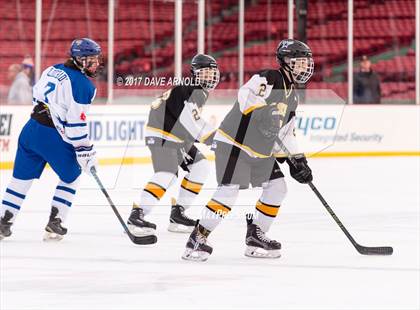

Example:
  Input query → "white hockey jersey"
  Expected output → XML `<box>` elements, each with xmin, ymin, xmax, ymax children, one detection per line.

<box><xmin>214</xmin><ymin>68</ymin><xmax>300</xmax><ymax>158</ymax></box>
<box><xmin>145</xmin><ymin>85</ymin><xmax>215</xmax><ymax>146</ymax></box>
<box><xmin>32</xmin><ymin>64</ymin><xmax>96</xmax><ymax>147</ymax></box>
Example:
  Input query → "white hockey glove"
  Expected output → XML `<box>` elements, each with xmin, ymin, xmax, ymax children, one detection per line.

<box><xmin>75</xmin><ymin>145</ymin><xmax>98</xmax><ymax>175</ymax></box>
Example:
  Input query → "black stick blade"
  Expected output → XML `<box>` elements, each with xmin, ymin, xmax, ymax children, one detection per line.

<box><xmin>356</xmin><ymin>245</ymin><xmax>393</xmax><ymax>256</ymax></box>
<box><xmin>129</xmin><ymin>234</ymin><xmax>157</xmax><ymax>245</ymax></box>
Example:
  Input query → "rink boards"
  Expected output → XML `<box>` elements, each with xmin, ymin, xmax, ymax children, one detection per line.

<box><xmin>0</xmin><ymin>104</ymin><xmax>419</xmax><ymax>168</ymax></box>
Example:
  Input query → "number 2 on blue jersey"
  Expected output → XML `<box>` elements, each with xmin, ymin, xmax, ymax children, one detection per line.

<box><xmin>43</xmin><ymin>82</ymin><xmax>56</xmax><ymax>103</ymax></box>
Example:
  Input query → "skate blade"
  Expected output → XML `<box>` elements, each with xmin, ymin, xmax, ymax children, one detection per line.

<box><xmin>168</xmin><ymin>222</ymin><xmax>194</xmax><ymax>233</ymax></box>
<box><xmin>127</xmin><ymin>224</ymin><xmax>156</xmax><ymax>237</ymax></box>
<box><xmin>181</xmin><ymin>248</ymin><xmax>210</xmax><ymax>262</ymax></box>
<box><xmin>43</xmin><ymin>231</ymin><xmax>64</xmax><ymax>242</ymax></box>
<box><xmin>245</xmin><ymin>246</ymin><xmax>281</xmax><ymax>259</ymax></box>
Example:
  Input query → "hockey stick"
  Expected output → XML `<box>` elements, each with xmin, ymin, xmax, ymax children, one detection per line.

<box><xmin>90</xmin><ymin>167</ymin><xmax>157</xmax><ymax>245</ymax></box>
<box><xmin>275</xmin><ymin>137</ymin><xmax>393</xmax><ymax>255</ymax></box>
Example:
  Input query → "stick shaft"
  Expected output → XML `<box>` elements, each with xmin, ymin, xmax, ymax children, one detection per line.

<box><xmin>308</xmin><ymin>181</ymin><xmax>359</xmax><ymax>246</ymax></box>
<box><xmin>275</xmin><ymin>138</ymin><xmax>390</xmax><ymax>254</ymax></box>
<box><xmin>90</xmin><ymin>167</ymin><xmax>132</xmax><ymax>236</ymax></box>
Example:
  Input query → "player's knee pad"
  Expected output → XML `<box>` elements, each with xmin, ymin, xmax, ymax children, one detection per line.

<box><xmin>152</xmin><ymin>171</ymin><xmax>178</xmax><ymax>189</ymax></box>
<box><xmin>261</xmin><ymin>177</ymin><xmax>287</xmax><ymax>206</ymax></box>
<box><xmin>190</xmin><ymin>157</ymin><xmax>210</xmax><ymax>170</ymax></box>
<box><xmin>9</xmin><ymin>176</ymin><xmax>34</xmax><ymax>190</ymax></box>
<box><xmin>187</xmin><ymin>158</ymin><xmax>211</xmax><ymax>180</ymax></box>
<box><xmin>218</xmin><ymin>183</ymin><xmax>240</xmax><ymax>194</ymax></box>
<box><xmin>212</xmin><ymin>184</ymin><xmax>240</xmax><ymax>205</ymax></box>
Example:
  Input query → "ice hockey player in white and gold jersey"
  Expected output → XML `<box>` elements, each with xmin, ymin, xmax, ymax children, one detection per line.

<box><xmin>182</xmin><ymin>39</ymin><xmax>315</xmax><ymax>261</ymax></box>
<box><xmin>126</xmin><ymin>54</ymin><xmax>219</xmax><ymax>241</ymax></box>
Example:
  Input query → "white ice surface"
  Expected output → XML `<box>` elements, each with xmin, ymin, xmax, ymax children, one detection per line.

<box><xmin>1</xmin><ymin>157</ymin><xmax>419</xmax><ymax>310</ymax></box>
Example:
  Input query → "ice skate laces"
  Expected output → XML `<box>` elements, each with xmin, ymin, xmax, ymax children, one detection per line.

<box><xmin>197</xmin><ymin>232</ymin><xmax>207</xmax><ymax>244</ymax></box>
<box><xmin>256</xmin><ymin>226</ymin><xmax>271</xmax><ymax>243</ymax></box>
<box><xmin>136</xmin><ymin>207</ymin><xmax>145</xmax><ymax>220</ymax></box>
<box><xmin>179</xmin><ymin>207</ymin><xmax>193</xmax><ymax>221</ymax></box>
<box><xmin>193</xmin><ymin>230</ymin><xmax>208</xmax><ymax>250</ymax></box>
<box><xmin>289</xmin><ymin>57</ymin><xmax>314</xmax><ymax>84</ymax></box>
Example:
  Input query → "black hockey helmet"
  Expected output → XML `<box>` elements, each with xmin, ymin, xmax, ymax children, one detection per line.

<box><xmin>276</xmin><ymin>39</ymin><xmax>314</xmax><ymax>84</ymax></box>
<box><xmin>191</xmin><ymin>54</ymin><xmax>220</xmax><ymax>91</ymax></box>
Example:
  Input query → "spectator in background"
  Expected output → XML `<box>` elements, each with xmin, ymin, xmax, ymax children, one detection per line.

<box><xmin>7</xmin><ymin>56</ymin><xmax>34</xmax><ymax>105</ymax></box>
<box><xmin>353</xmin><ymin>55</ymin><xmax>381</xmax><ymax>104</ymax></box>
<box><xmin>22</xmin><ymin>55</ymin><xmax>35</xmax><ymax>86</ymax></box>
<box><xmin>7</xmin><ymin>64</ymin><xmax>20</xmax><ymax>81</ymax></box>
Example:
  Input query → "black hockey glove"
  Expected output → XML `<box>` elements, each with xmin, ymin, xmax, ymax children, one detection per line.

<box><xmin>255</xmin><ymin>104</ymin><xmax>281</xmax><ymax>141</ymax></box>
<box><xmin>286</xmin><ymin>154</ymin><xmax>313</xmax><ymax>184</ymax></box>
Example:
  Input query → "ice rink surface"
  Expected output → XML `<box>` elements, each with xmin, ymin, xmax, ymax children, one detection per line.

<box><xmin>1</xmin><ymin>156</ymin><xmax>419</xmax><ymax>310</ymax></box>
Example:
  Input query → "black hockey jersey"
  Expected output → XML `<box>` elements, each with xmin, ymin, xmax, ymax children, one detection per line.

<box><xmin>145</xmin><ymin>85</ymin><xmax>215</xmax><ymax>147</ymax></box>
<box><xmin>214</xmin><ymin>68</ymin><xmax>299</xmax><ymax>158</ymax></box>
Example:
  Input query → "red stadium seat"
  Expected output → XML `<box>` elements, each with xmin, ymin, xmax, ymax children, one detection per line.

<box><xmin>0</xmin><ymin>0</ymin><xmax>415</xmax><ymax>100</ymax></box>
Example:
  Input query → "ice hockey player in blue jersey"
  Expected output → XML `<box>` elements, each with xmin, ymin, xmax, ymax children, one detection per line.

<box><xmin>0</xmin><ymin>38</ymin><xmax>101</xmax><ymax>241</ymax></box>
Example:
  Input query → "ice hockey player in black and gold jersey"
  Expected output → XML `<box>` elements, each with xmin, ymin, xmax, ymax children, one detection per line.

<box><xmin>182</xmin><ymin>39</ymin><xmax>314</xmax><ymax>261</ymax></box>
<box><xmin>127</xmin><ymin>54</ymin><xmax>219</xmax><ymax>241</ymax></box>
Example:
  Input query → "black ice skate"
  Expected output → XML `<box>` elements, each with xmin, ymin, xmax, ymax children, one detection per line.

<box><xmin>168</xmin><ymin>198</ymin><xmax>196</xmax><ymax>233</ymax></box>
<box><xmin>245</xmin><ymin>214</ymin><xmax>281</xmax><ymax>258</ymax></box>
<box><xmin>182</xmin><ymin>222</ymin><xmax>213</xmax><ymax>262</ymax></box>
<box><xmin>127</xmin><ymin>203</ymin><xmax>157</xmax><ymax>237</ymax></box>
<box><xmin>0</xmin><ymin>210</ymin><xmax>14</xmax><ymax>240</ymax></box>
<box><xmin>43</xmin><ymin>207</ymin><xmax>67</xmax><ymax>242</ymax></box>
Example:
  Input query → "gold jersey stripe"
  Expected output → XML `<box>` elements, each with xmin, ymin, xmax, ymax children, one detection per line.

<box><xmin>146</xmin><ymin>126</ymin><xmax>184</xmax><ymax>142</ymax></box>
<box><xmin>206</xmin><ymin>199</ymin><xmax>231</xmax><ymax>216</ymax></box>
<box><xmin>199</xmin><ymin>130</ymin><xmax>216</xmax><ymax>144</ymax></box>
<box><xmin>181</xmin><ymin>178</ymin><xmax>203</xmax><ymax>194</ymax></box>
<box><xmin>243</xmin><ymin>103</ymin><xmax>266</xmax><ymax>115</ymax></box>
<box><xmin>256</xmin><ymin>200</ymin><xmax>280</xmax><ymax>217</ymax></box>
<box><xmin>217</xmin><ymin>129</ymin><xmax>271</xmax><ymax>158</ymax></box>
<box><xmin>144</xmin><ymin>182</ymin><xmax>166</xmax><ymax>200</ymax></box>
